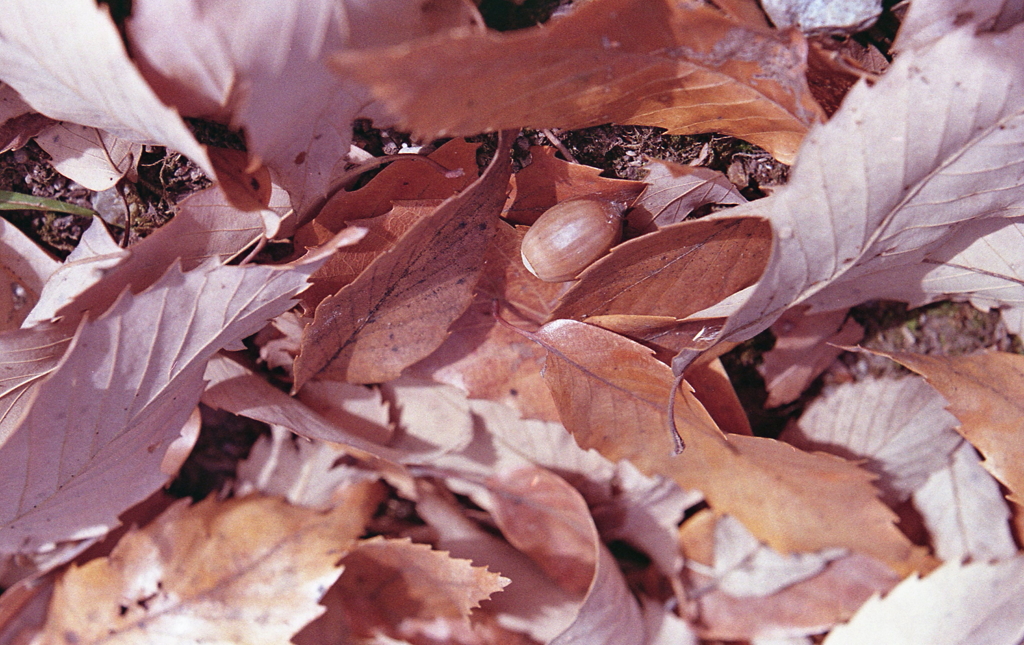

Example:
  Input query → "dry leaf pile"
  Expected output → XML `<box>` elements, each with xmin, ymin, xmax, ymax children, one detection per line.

<box><xmin>2</xmin><ymin>0</ymin><xmax>1024</xmax><ymax>643</ymax></box>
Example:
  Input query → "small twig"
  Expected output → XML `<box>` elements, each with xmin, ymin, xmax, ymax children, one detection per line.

<box><xmin>238</xmin><ymin>236</ymin><xmax>267</xmax><ymax>266</ymax></box>
<box><xmin>542</xmin><ymin>128</ymin><xmax>578</xmax><ymax>164</ymax></box>
<box><xmin>294</xmin><ymin>153</ymin><xmax>465</xmax><ymax>229</ymax></box>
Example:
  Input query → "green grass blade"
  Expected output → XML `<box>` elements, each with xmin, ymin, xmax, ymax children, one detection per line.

<box><xmin>0</xmin><ymin>191</ymin><xmax>96</xmax><ymax>217</ymax></box>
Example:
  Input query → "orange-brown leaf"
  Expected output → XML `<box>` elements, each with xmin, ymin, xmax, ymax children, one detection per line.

<box><xmin>549</xmin><ymin>216</ymin><xmax>770</xmax><ymax>321</ymax></box>
<box><xmin>293</xmin><ymin>131</ymin><xmax>513</xmax><ymax>387</ymax></box>
<box><xmin>535</xmin><ymin>319</ymin><xmax>924</xmax><ymax>573</ymax></box>
<box><xmin>331</xmin><ymin>0</ymin><xmax>824</xmax><ymax>163</ymax></box>
<box><xmin>36</xmin><ymin>489</ymin><xmax>378</xmax><ymax>645</ymax></box>
<box><xmin>504</xmin><ymin>147</ymin><xmax>646</xmax><ymax>225</ymax></box>
<box><xmin>864</xmin><ymin>349</ymin><xmax>1024</xmax><ymax>505</ymax></box>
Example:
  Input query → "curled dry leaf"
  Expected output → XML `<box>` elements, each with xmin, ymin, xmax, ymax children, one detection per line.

<box><xmin>758</xmin><ymin>306</ymin><xmax>863</xmax><ymax>408</ymax></box>
<box><xmin>549</xmin><ymin>216</ymin><xmax>770</xmax><ymax>323</ymax></box>
<box><xmin>293</xmin><ymin>130</ymin><xmax>513</xmax><ymax>387</ymax></box>
<box><xmin>0</xmin><ymin>0</ymin><xmax>211</xmax><ymax>173</ymax></box>
<box><xmin>34</xmin><ymin>123</ymin><xmax>141</xmax><ymax>191</ymax></box>
<box><xmin>864</xmin><ymin>349</ymin><xmax>1024</xmax><ymax>504</ymax></box>
<box><xmin>35</xmin><ymin>490</ymin><xmax>379</xmax><ymax>645</ymax></box>
<box><xmin>535</xmin><ymin>319</ymin><xmax>926</xmax><ymax>573</ymax></box>
<box><xmin>331</xmin><ymin>0</ymin><xmax>824</xmax><ymax>163</ymax></box>
<box><xmin>0</xmin><ymin>246</ymin><xmax>338</xmax><ymax>556</ymax></box>
<box><xmin>627</xmin><ymin>160</ymin><xmax>746</xmax><ymax>234</ymax></box>
<box><xmin>304</xmin><ymin>536</ymin><xmax>508</xmax><ymax>643</ymax></box>
<box><xmin>503</xmin><ymin>146</ymin><xmax>646</xmax><ymax>226</ymax></box>
<box><xmin>0</xmin><ymin>217</ymin><xmax>58</xmax><ymax>331</ymax></box>
<box><xmin>711</xmin><ymin>24</ymin><xmax>1024</xmax><ymax>348</ymax></box>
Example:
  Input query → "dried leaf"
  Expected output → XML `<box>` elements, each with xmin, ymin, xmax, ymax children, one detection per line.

<box><xmin>761</xmin><ymin>0</ymin><xmax>882</xmax><ymax>32</ymax></box>
<box><xmin>0</xmin><ymin>249</ymin><xmax>334</xmax><ymax>555</ymax></box>
<box><xmin>549</xmin><ymin>217</ymin><xmax>770</xmax><ymax>322</ymax></box>
<box><xmin>759</xmin><ymin>307</ymin><xmax>863</xmax><ymax>407</ymax></box>
<box><xmin>894</xmin><ymin>0</ymin><xmax>1024</xmax><ymax>51</ymax></box>
<box><xmin>535</xmin><ymin>319</ymin><xmax>925</xmax><ymax>573</ymax></box>
<box><xmin>126</xmin><ymin>0</ymin><xmax>475</xmax><ymax>212</ymax></box>
<box><xmin>711</xmin><ymin>24</ymin><xmax>1024</xmax><ymax>347</ymax></box>
<box><xmin>627</xmin><ymin>160</ymin><xmax>746</xmax><ymax>234</ymax></box>
<box><xmin>0</xmin><ymin>323</ymin><xmax>71</xmax><ymax>446</ymax></box>
<box><xmin>293</xmin><ymin>131</ymin><xmax>513</xmax><ymax>387</ymax></box>
<box><xmin>35</xmin><ymin>491</ymin><xmax>377</xmax><ymax>645</ymax></box>
<box><xmin>0</xmin><ymin>217</ymin><xmax>57</xmax><ymax>330</ymax></box>
<box><xmin>823</xmin><ymin>557</ymin><xmax>1024</xmax><ymax>645</ymax></box>
<box><xmin>504</xmin><ymin>147</ymin><xmax>646</xmax><ymax>226</ymax></box>
<box><xmin>332</xmin><ymin>0</ymin><xmax>824</xmax><ymax>163</ymax></box>
<box><xmin>866</xmin><ymin>349</ymin><xmax>1024</xmax><ymax>504</ymax></box>
<box><xmin>781</xmin><ymin>375</ymin><xmax>963</xmax><ymax>503</ymax></box>
<box><xmin>34</xmin><ymin>123</ymin><xmax>141</xmax><ymax>191</ymax></box>
<box><xmin>0</xmin><ymin>0</ymin><xmax>211</xmax><ymax>173</ymax></box>
<box><xmin>408</xmin><ymin>221</ymin><xmax>565</xmax><ymax>421</ymax></box>
<box><xmin>313</xmin><ymin>536</ymin><xmax>508</xmax><ymax>640</ymax></box>
<box><xmin>913</xmin><ymin>441</ymin><xmax>1017</xmax><ymax>562</ymax></box>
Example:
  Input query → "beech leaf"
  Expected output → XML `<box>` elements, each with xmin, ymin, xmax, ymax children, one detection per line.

<box><xmin>864</xmin><ymin>349</ymin><xmax>1024</xmax><ymax>504</ymax></box>
<box><xmin>535</xmin><ymin>319</ymin><xmax>925</xmax><ymax>573</ymax></box>
<box><xmin>549</xmin><ymin>216</ymin><xmax>770</xmax><ymax>322</ymax></box>
<box><xmin>710</xmin><ymin>24</ymin><xmax>1024</xmax><ymax>347</ymax></box>
<box><xmin>0</xmin><ymin>249</ymin><xmax>335</xmax><ymax>555</ymax></box>
<box><xmin>35</xmin><ymin>491</ymin><xmax>378</xmax><ymax>645</ymax></box>
<box><xmin>824</xmin><ymin>557</ymin><xmax>1024</xmax><ymax>645</ymax></box>
<box><xmin>331</xmin><ymin>0</ymin><xmax>824</xmax><ymax>163</ymax></box>
<box><xmin>293</xmin><ymin>130</ymin><xmax>513</xmax><ymax>387</ymax></box>
<box><xmin>0</xmin><ymin>0</ymin><xmax>211</xmax><ymax>174</ymax></box>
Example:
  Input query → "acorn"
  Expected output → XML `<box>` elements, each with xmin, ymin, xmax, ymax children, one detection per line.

<box><xmin>520</xmin><ymin>198</ymin><xmax>623</xmax><ymax>282</ymax></box>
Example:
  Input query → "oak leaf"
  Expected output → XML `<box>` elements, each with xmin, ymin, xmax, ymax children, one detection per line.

<box><xmin>331</xmin><ymin>0</ymin><xmax>824</xmax><ymax>163</ymax></box>
<box><xmin>35</xmin><ymin>490</ymin><xmax>378</xmax><ymax>645</ymax></box>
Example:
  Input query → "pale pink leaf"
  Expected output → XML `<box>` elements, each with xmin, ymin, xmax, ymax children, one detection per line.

<box><xmin>0</xmin><ymin>251</ymin><xmax>332</xmax><ymax>555</ymax></box>
<box><xmin>0</xmin><ymin>0</ymin><xmax>210</xmax><ymax>173</ymax></box>
<box><xmin>34</xmin><ymin>123</ymin><xmax>141</xmax><ymax>191</ymax></box>
<box><xmin>712</xmin><ymin>25</ymin><xmax>1024</xmax><ymax>346</ymax></box>
<box><xmin>824</xmin><ymin>558</ymin><xmax>1024</xmax><ymax>645</ymax></box>
<box><xmin>894</xmin><ymin>0</ymin><xmax>1024</xmax><ymax>51</ymax></box>
<box><xmin>0</xmin><ymin>217</ymin><xmax>58</xmax><ymax>330</ymax></box>
<box><xmin>912</xmin><ymin>441</ymin><xmax>1017</xmax><ymax>562</ymax></box>
<box><xmin>782</xmin><ymin>376</ymin><xmax>962</xmax><ymax>503</ymax></box>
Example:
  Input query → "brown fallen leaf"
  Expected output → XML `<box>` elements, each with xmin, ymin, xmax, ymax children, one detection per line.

<box><xmin>331</xmin><ymin>0</ymin><xmax>824</xmax><ymax>163</ymax></box>
<box><xmin>503</xmin><ymin>146</ymin><xmax>646</xmax><ymax>226</ymax></box>
<box><xmin>685</xmin><ymin>358</ymin><xmax>752</xmax><ymax>436</ymax></box>
<box><xmin>708</xmin><ymin>25</ymin><xmax>1024</xmax><ymax>349</ymax></box>
<box><xmin>863</xmin><ymin>349</ymin><xmax>1024</xmax><ymax>505</ymax></box>
<box><xmin>626</xmin><ymin>160</ymin><xmax>746</xmax><ymax>234</ymax></box>
<box><xmin>549</xmin><ymin>216</ymin><xmax>770</xmax><ymax>322</ymax></box>
<box><xmin>759</xmin><ymin>306</ymin><xmax>863</xmax><ymax>408</ymax></box>
<box><xmin>125</xmin><ymin>0</ymin><xmax>476</xmax><ymax>212</ymax></box>
<box><xmin>0</xmin><ymin>0</ymin><xmax>211</xmax><ymax>174</ymax></box>
<box><xmin>0</xmin><ymin>246</ymin><xmax>339</xmax><ymax>556</ymax></box>
<box><xmin>408</xmin><ymin>221</ymin><xmax>565</xmax><ymax>420</ymax></box>
<box><xmin>535</xmin><ymin>319</ymin><xmax>926</xmax><ymax>573</ymax></box>
<box><xmin>293</xmin><ymin>130</ymin><xmax>513</xmax><ymax>387</ymax></box>
<box><xmin>300</xmin><ymin>200</ymin><xmax>440</xmax><ymax>311</ymax></box>
<box><xmin>34</xmin><ymin>123</ymin><xmax>141</xmax><ymax>191</ymax></box>
<box><xmin>34</xmin><ymin>489</ymin><xmax>378</xmax><ymax>645</ymax></box>
<box><xmin>303</xmin><ymin>536</ymin><xmax>508</xmax><ymax>643</ymax></box>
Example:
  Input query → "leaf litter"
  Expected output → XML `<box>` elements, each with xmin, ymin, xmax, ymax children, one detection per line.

<box><xmin>2</xmin><ymin>0</ymin><xmax>1024</xmax><ymax>642</ymax></box>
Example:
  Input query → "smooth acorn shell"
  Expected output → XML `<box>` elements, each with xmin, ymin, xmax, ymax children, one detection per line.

<box><xmin>520</xmin><ymin>198</ymin><xmax>623</xmax><ymax>282</ymax></box>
